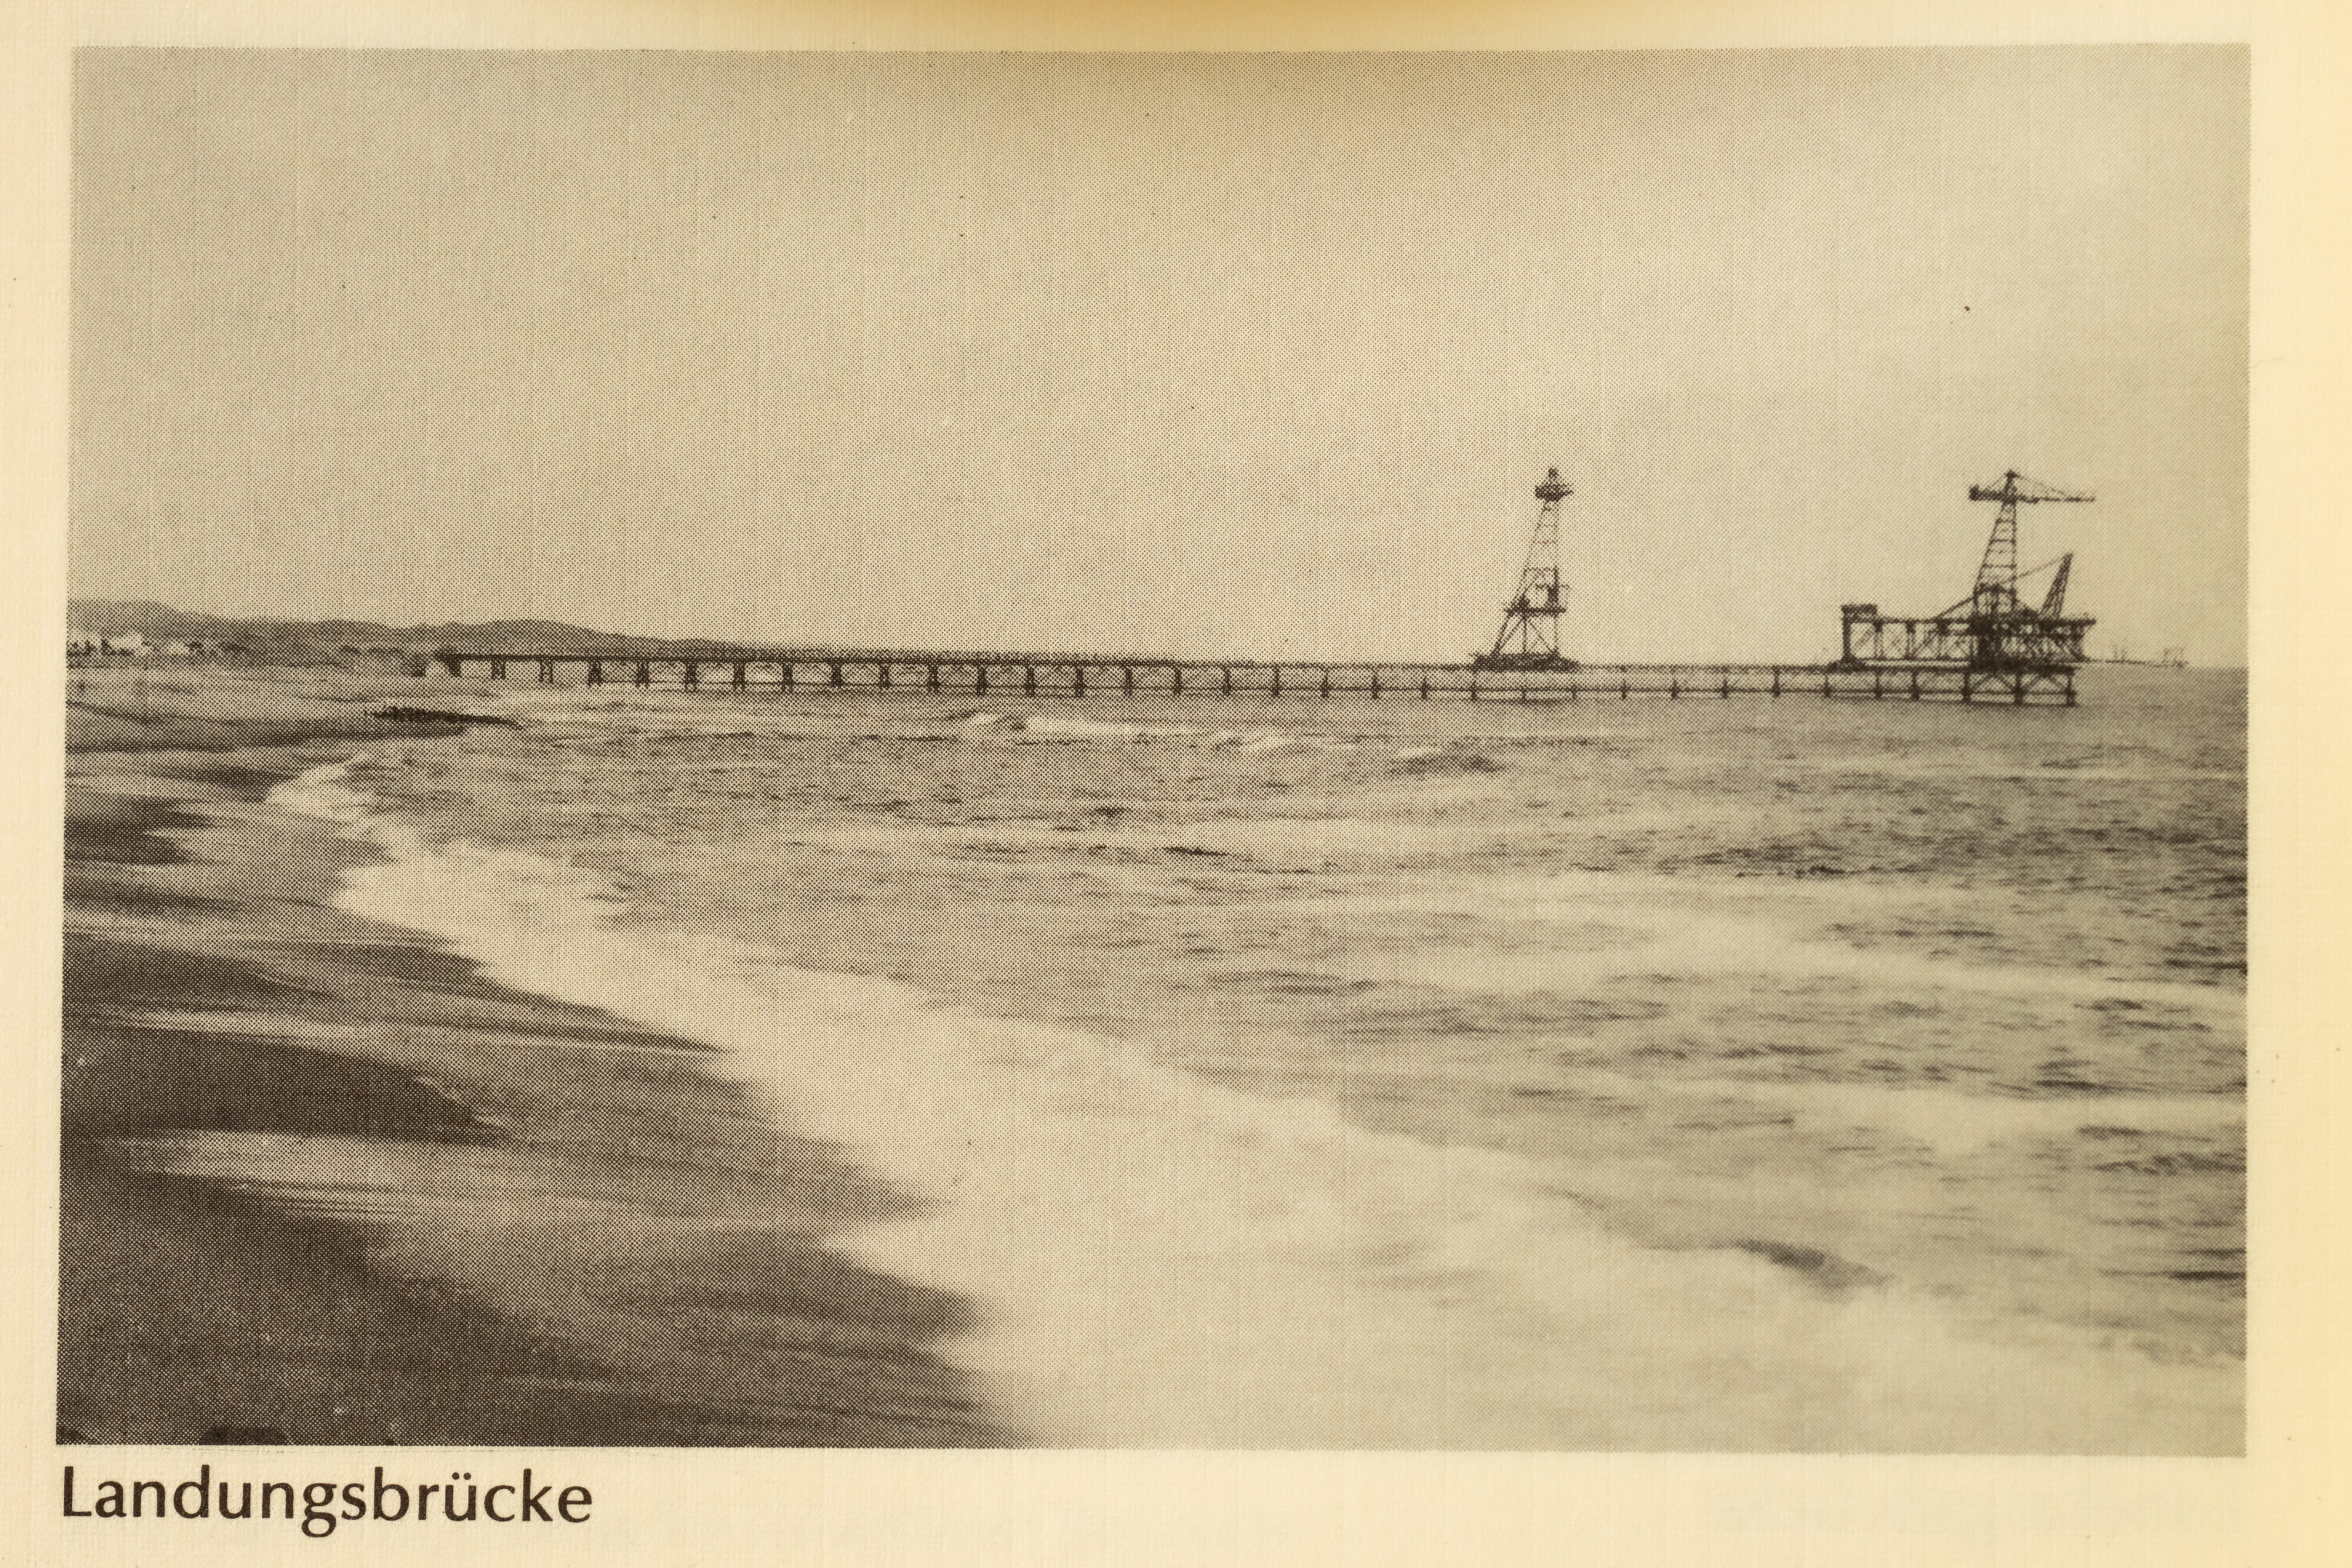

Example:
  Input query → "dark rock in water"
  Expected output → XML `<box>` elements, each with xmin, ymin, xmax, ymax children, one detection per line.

<box><xmin>1391</xmin><ymin>749</ymin><xmax>1502</xmax><ymax>777</ymax></box>
<box><xmin>369</xmin><ymin>706</ymin><xmax>522</xmax><ymax>728</ymax></box>
<box><xmin>1719</xmin><ymin>1239</ymin><xmax>1888</xmax><ymax>1292</ymax></box>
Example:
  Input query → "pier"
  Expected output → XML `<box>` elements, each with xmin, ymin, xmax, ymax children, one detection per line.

<box><xmin>431</xmin><ymin>466</ymin><xmax>2096</xmax><ymax>710</ymax></box>
<box><xmin>430</xmin><ymin>651</ymin><xmax>2077</xmax><ymax>706</ymax></box>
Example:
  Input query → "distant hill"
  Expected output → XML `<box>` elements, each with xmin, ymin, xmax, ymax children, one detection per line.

<box><xmin>65</xmin><ymin>600</ymin><xmax>1140</xmax><ymax>665</ymax></box>
<box><xmin>68</xmin><ymin>600</ymin><xmax>688</xmax><ymax>658</ymax></box>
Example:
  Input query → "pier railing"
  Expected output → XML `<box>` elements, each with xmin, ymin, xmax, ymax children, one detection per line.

<box><xmin>433</xmin><ymin>651</ymin><xmax>2079</xmax><ymax>706</ymax></box>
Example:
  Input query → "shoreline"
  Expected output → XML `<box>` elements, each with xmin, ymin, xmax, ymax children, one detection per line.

<box><xmin>62</xmin><ymin>668</ymin><xmax>1006</xmax><ymax>1446</ymax></box>
<box><xmin>58</xmin><ymin>664</ymin><xmax>2245</xmax><ymax>1453</ymax></box>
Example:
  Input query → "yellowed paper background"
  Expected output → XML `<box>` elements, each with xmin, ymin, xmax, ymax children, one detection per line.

<box><xmin>7</xmin><ymin>1</ymin><xmax>2338</xmax><ymax>1563</ymax></box>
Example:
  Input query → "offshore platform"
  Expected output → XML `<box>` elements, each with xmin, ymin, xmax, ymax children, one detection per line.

<box><xmin>1832</xmin><ymin>469</ymin><xmax>2096</xmax><ymax>704</ymax></box>
<box><xmin>436</xmin><ymin>466</ymin><xmax>2099</xmax><ymax>707</ymax></box>
<box><xmin>1459</xmin><ymin>463</ymin><xmax>2096</xmax><ymax>704</ymax></box>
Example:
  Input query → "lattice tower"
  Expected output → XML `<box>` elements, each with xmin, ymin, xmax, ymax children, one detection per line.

<box><xmin>1484</xmin><ymin>467</ymin><xmax>1573</xmax><ymax>665</ymax></box>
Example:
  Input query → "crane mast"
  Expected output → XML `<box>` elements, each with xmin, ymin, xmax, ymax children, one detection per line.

<box><xmin>1967</xmin><ymin>469</ymin><xmax>2092</xmax><ymax>616</ymax></box>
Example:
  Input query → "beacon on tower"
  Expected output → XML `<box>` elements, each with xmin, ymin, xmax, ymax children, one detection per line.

<box><xmin>1473</xmin><ymin>466</ymin><xmax>1578</xmax><ymax>671</ymax></box>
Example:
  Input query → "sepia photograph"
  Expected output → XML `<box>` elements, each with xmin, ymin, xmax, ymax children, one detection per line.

<box><xmin>55</xmin><ymin>37</ymin><xmax>2251</xmax><ymax>1479</ymax></box>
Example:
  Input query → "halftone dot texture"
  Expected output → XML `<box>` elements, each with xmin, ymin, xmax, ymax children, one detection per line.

<box><xmin>66</xmin><ymin>664</ymin><xmax>2241</xmax><ymax>1451</ymax></box>
<box><xmin>61</xmin><ymin>45</ymin><xmax>2243</xmax><ymax>1452</ymax></box>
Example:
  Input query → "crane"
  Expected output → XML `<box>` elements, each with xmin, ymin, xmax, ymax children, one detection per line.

<box><xmin>1966</xmin><ymin>470</ymin><xmax>2093</xmax><ymax>616</ymax></box>
<box><xmin>1836</xmin><ymin>470</ymin><xmax>2097</xmax><ymax>677</ymax></box>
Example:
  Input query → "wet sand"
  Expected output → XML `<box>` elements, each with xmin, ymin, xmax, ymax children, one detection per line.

<box><xmin>61</xmin><ymin>667</ymin><xmax>1003</xmax><ymax>1445</ymax></box>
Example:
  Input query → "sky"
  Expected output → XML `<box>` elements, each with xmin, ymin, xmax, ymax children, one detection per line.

<box><xmin>69</xmin><ymin>47</ymin><xmax>2247</xmax><ymax>664</ymax></box>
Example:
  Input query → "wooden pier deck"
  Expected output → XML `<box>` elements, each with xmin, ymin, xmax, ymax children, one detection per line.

<box><xmin>434</xmin><ymin>651</ymin><xmax>2080</xmax><ymax>706</ymax></box>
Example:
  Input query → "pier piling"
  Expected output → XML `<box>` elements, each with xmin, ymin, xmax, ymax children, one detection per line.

<box><xmin>429</xmin><ymin>650</ymin><xmax>2087</xmax><ymax>707</ymax></box>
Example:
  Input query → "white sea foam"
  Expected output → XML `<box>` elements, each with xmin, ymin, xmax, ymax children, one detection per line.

<box><xmin>998</xmin><ymin>711</ymin><xmax>1335</xmax><ymax>754</ymax></box>
<box><xmin>1015</xmin><ymin>713</ymin><xmax>1198</xmax><ymax>742</ymax></box>
<box><xmin>270</xmin><ymin>759</ymin><xmax>377</xmax><ymax>824</ymax></box>
<box><xmin>268</xmin><ymin>767</ymin><xmax>2240</xmax><ymax>1452</ymax></box>
<box><xmin>1636</xmin><ymin>1072</ymin><xmax>2240</xmax><ymax>1159</ymax></box>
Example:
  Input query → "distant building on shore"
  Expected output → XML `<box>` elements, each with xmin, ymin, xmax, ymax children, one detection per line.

<box><xmin>68</xmin><ymin>629</ymin><xmax>151</xmax><ymax>657</ymax></box>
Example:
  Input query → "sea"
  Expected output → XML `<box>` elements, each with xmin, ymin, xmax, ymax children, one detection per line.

<box><xmin>273</xmin><ymin>667</ymin><xmax>2245</xmax><ymax>1453</ymax></box>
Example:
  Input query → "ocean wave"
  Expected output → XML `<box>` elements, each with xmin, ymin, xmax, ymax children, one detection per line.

<box><xmin>1011</xmin><ymin>713</ymin><xmax>1201</xmax><ymax>743</ymax></box>
<box><xmin>266</xmin><ymin>759</ymin><xmax>379</xmax><ymax>826</ymax></box>
<box><xmin>1390</xmin><ymin>746</ymin><xmax>1503</xmax><ymax>775</ymax></box>
<box><xmin>283</xmin><ymin>805</ymin><xmax>2240</xmax><ymax>1450</ymax></box>
<box><xmin>255</xmin><ymin>682</ymin><xmax>2244</xmax><ymax>1450</ymax></box>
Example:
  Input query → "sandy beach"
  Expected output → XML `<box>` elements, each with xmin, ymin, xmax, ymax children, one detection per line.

<box><xmin>60</xmin><ymin>665</ymin><xmax>1003</xmax><ymax>1445</ymax></box>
